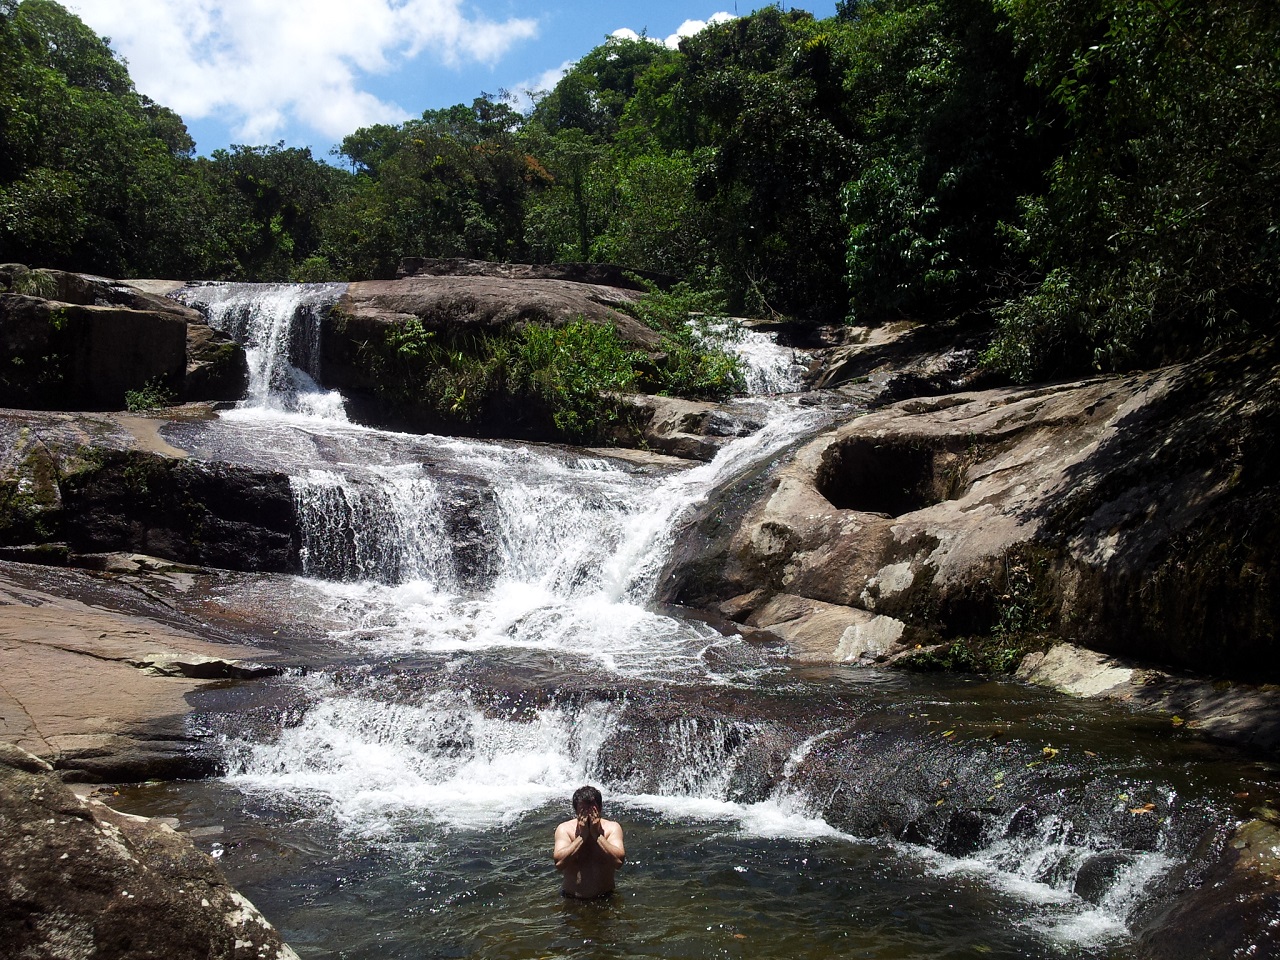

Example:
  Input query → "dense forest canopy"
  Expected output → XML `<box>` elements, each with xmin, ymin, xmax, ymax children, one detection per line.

<box><xmin>1</xmin><ymin>0</ymin><xmax>1276</xmax><ymax>380</ymax></box>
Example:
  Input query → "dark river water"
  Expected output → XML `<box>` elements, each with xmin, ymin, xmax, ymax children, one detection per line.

<box><xmin>110</xmin><ymin>283</ymin><xmax>1280</xmax><ymax>959</ymax></box>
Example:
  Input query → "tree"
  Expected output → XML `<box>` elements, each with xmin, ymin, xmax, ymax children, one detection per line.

<box><xmin>667</xmin><ymin>9</ymin><xmax>860</xmax><ymax>321</ymax></box>
<box><xmin>0</xmin><ymin>0</ymin><xmax>207</xmax><ymax>276</ymax></box>
<box><xmin>840</xmin><ymin>0</ymin><xmax>1055</xmax><ymax>325</ymax></box>
<box><xmin>987</xmin><ymin>0</ymin><xmax>1280</xmax><ymax>378</ymax></box>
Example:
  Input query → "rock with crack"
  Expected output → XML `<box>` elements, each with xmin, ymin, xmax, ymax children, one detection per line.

<box><xmin>0</xmin><ymin>571</ymin><xmax>278</xmax><ymax>781</ymax></box>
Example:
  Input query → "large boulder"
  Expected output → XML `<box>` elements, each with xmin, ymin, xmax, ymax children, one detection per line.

<box><xmin>0</xmin><ymin>409</ymin><xmax>299</xmax><ymax>573</ymax></box>
<box><xmin>0</xmin><ymin>269</ymin><xmax>247</xmax><ymax>408</ymax></box>
<box><xmin>0</xmin><ymin>294</ymin><xmax>187</xmax><ymax>409</ymax></box>
<box><xmin>321</xmin><ymin>273</ymin><xmax>661</xmax><ymax>397</ymax></box>
<box><xmin>0</xmin><ymin>743</ymin><xmax>299</xmax><ymax>959</ymax></box>
<box><xmin>620</xmin><ymin>395</ymin><xmax>768</xmax><ymax>461</ymax></box>
<box><xmin>396</xmin><ymin>256</ymin><xmax>677</xmax><ymax>291</ymax></box>
<box><xmin>663</xmin><ymin>343</ymin><xmax>1280</xmax><ymax>680</ymax></box>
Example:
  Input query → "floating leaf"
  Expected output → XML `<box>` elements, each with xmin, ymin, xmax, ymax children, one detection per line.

<box><xmin>1042</xmin><ymin>746</ymin><xmax>1060</xmax><ymax>759</ymax></box>
<box><xmin>942</xmin><ymin>729</ymin><xmax>956</xmax><ymax>738</ymax></box>
<box><xmin>1118</xmin><ymin>793</ymin><xmax>1130</xmax><ymax>802</ymax></box>
<box><xmin>1084</xmin><ymin>750</ymin><xmax>1098</xmax><ymax>758</ymax></box>
<box><xmin>1171</xmin><ymin>715</ymin><xmax>1185</xmax><ymax>727</ymax></box>
<box><xmin>1129</xmin><ymin>803</ymin><xmax>1156</xmax><ymax>815</ymax></box>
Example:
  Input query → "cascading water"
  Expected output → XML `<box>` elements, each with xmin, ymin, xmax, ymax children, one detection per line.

<box><xmin>126</xmin><ymin>282</ymin><xmax>1277</xmax><ymax>959</ymax></box>
<box><xmin>692</xmin><ymin>317</ymin><xmax>809</xmax><ymax>394</ymax></box>
<box><xmin>179</xmin><ymin>281</ymin><xmax>350</xmax><ymax>418</ymax></box>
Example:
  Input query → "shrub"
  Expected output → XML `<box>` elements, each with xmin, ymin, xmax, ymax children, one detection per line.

<box><xmin>123</xmin><ymin>377</ymin><xmax>175</xmax><ymax>411</ymax></box>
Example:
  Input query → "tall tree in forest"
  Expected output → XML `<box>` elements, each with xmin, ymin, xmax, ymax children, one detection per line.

<box><xmin>839</xmin><ymin>0</ymin><xmax>1054</xmax><ymax>325</ymax></box>
<box><xmin>0</xmin><ymin>0</ymin><xmax>208</xmax><ymax>276</ymax></box>
<box><xmin>987</xmin><ymin>0</ymin><xmax>1280</xmax><ymax>379</ymax></box>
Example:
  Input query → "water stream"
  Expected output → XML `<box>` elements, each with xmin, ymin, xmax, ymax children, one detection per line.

<box><xmin>119</xmin><ymin>283</ymin><xmax>1278</xmax><ymax>958</ymax></box>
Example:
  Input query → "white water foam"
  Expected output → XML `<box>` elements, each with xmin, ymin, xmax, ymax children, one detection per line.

<box><xmin>179</xmin><ymin>281</ymin><xmax>350</xmax><ymax>419</ymax></box>
<box><xmin>252</xmin><ymin>396</ymin><xmax>831</xmax><ymax>678</ymax></box>
<box><xmin>228</xmin><ymin>679</ymin><xmax>846</xmax><ymax>844</ymax></box>
<box><xmin>691</xmin><ymin>318</ymin><xmax>808</xmax><ymax>395</ymax></box>
<box><xmin>228</xmin><ymin>684</ymin><xmax>623</xmax><ymax>835</ymax></box>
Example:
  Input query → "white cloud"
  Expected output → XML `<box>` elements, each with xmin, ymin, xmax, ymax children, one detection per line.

<box><xmin>68</xmin><ymin>0</ymin><xmax>539</xmax><ymax>141</ymax></box>
<box><xmin>663</xmin><ymin>12</ymin><xmax>735</xmax><ymax>49</ymax></box>
<box><xmin>610</xmin><ymin>12</ymin><xmax>736</xmax><ymax>50</ymax></box>
<box><xmin>511</xmin><ymin>60</ymin><xmax>574</xmax><ymax>112</ymax></box>
<box><xmin>608</xmin><ymin>28</ymin><xmax>653</xmax><ymax>44</ymax></box>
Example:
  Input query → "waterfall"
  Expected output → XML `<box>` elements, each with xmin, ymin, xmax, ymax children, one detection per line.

<box><xmin>692</xmin><ymin>318</ymin><xmax>809</xmax><ymax>395</ymax></box>
<box><xmin>178</xmin><ymin>281</ymin><xmax>349</xmax><ymax>418</ymax></box>
<box><xmin>153</xmin><ymin>283</ymin><xmax>1259</xmax><ymax>958</ymax></box>
<box><xmin>291</xmin><ymin>467</ymin><xmax>462</xmax><ymax>586</ymax></box>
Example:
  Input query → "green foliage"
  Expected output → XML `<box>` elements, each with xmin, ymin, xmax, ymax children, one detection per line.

<box><xmin>530</xmin><ymin>36</ymin><xmax>678</xmax><ymax>139</ymax></box>
<box><xmin>0</xmin><ymin>0</ymin><xmax>206</xmax><ymax>276</ymax></box>
<box><xmin>513</xmin><ymin>322</ymin><xmax>638</xmax><ymax>436</ymax></box>
<box><xmin>3</xmin><ymin>0</ymin><xmax>1275</xmax><ymax>383</ymax></box>
<box><xmin>367</xmin><ymin>318</ymin><xmax>639</xmax><ymax>442</ymax></box>
<box><xmin>616</xmin><ymin>282</ymin><xmax>745</xmax><ymax>400</ymax></box>
<box><xmin>291</xmin><ymin>255</ymin><xmax>337</xmax><ymax>283</ymax></box>
<box><xmin>667</xmin><ymin>9</ymin><xmax>861</xmax><ymax>322</ymax></box>
<box><xmin>197</xmin><ymin>142</ymin><xmax>350</xmax><ymax>280</ymax></box>
<box><xmin>986</xmin><ymin>0</ymin><xmax>1280</xmax><ymax>378</ymax></box>
<box><xmin>9</xmin><ymin>267</ymin><xmax>55</xmax><ymax>297</ymax></box>
<box><xmin>840</xmin><ymin>0</ymin><xmax>1054</xmax><ymax>324</ymax></box>
<box><xmin>589</xmin><ymin>152</ymin><xmax>709</xmax><ymax>276</ymax></box>
<box><xmin>123</xmin><ymin>376</ymin><xmax>174</xmax><ymax>411</ymax></box>
<box><xmin>328</xmin><ymin>93</ymin><xmax>543</xmax><ymax>276</ymax></box>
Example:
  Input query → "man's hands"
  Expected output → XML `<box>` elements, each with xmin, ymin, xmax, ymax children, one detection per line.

<box><xmin>575</xmin><ymin>808</ymin><xmax>602</xmax><ymax>841</ymax></box>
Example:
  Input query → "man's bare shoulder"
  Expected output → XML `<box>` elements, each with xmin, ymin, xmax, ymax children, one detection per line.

<box><xmin>555</xmin><ymin>819</ymin><xmax>577</xmax><ymax>835</ymax></box>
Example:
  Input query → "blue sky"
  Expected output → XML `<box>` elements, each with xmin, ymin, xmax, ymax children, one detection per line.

<box><xmin>67</xmin><ymin>1</ymin><xmax>838</xmax><ymax>158</ymax></box>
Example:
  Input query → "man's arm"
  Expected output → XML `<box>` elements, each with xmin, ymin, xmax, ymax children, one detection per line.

<box><xmin>595</xmin><ymin>821</ymin><xmax>626</xmax><ymax>866</ymax></box>
<box><xmin>553</xmin><ymin>821</ymin><xmax>584</xmax><ymax>870</ymax></box>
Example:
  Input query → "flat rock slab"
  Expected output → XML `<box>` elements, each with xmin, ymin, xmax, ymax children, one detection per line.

<box><xmin>0</xmin><ymin>571</ymin><xmax>275</xmax><ymax>780</ymax></box>
<box><xmin>1019</xmin><ymin>642</ymin><xmax>1280</xmax><ymax>754</ymax></box>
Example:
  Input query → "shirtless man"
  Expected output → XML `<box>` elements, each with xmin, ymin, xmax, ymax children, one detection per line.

<box><xmin>553</xmin><ymin>785</ymin><xmax>626</xmax><ymax>899</ymax></box>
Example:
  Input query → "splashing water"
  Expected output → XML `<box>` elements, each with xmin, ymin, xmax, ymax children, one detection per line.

<box><xmin>135</xmin><ymin>284</ymin><xmax>1268</xmax><ymax>959</ymax></box>
<box><xmin>691</xmin><ymin>317</ymin><xmax>809</xmax><ymax>395</ymax></box>
<box><xmin>179</xmin><ymin>281</ymin><xmax>349</xmax><ymax>418</ymax></box>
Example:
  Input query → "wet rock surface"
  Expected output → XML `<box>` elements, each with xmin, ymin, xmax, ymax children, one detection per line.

<box><xmin>1133</xmin><ymin>815</ymin><xmax>1280</xmax><ymax>960</ymax></box>
<box><xmin>0</xmin><ymin>742</ymin><xmax>299</xmax><ymax>960</ymax></box>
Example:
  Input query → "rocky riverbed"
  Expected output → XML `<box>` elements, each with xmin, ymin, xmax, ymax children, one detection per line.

<box><xmin>2</xmin><ymin>263</ymin><xmax>1279</xmax><ymax>958</ymax></box>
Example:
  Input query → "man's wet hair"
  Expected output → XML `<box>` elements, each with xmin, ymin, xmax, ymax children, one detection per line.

<box><xmin>572</xmin><ymin>785</ymin><xmax>603</xmax><ymax>814</ymax></box>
